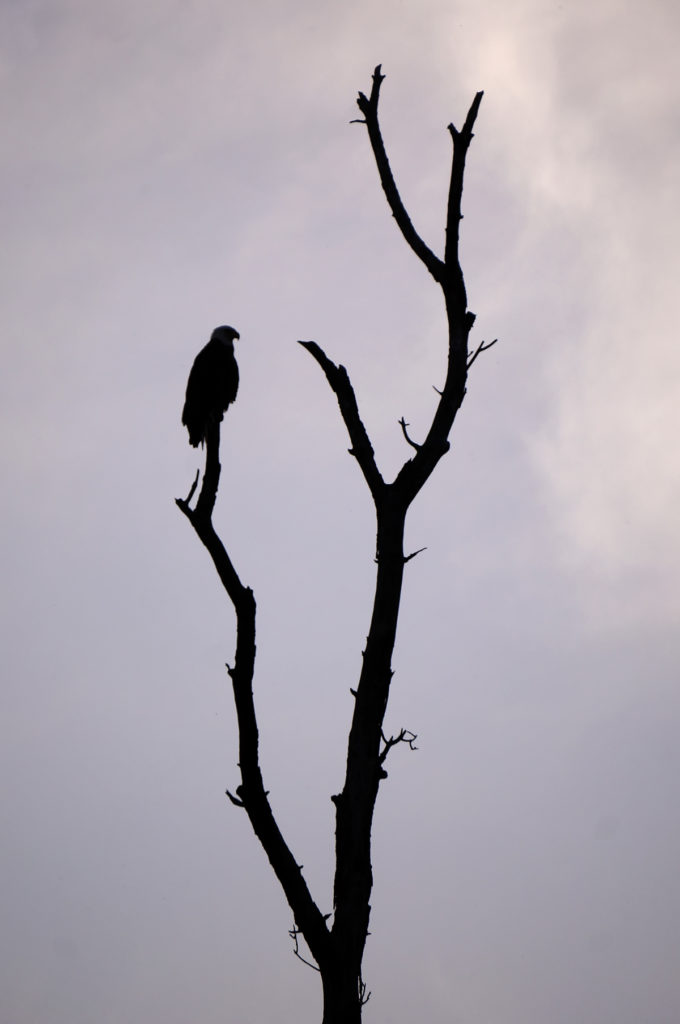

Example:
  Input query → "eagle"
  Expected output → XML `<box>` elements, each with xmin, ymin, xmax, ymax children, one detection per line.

<box><xmin>182</xmin><ymin>325</ymin><xmax>240</xmax><ymax>447</ymax></box>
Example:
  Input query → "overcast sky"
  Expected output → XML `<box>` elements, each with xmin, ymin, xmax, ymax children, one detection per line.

<box><xmin>2</xmin><ymin>0</ymin><xmax>679</xmax><ymax>1021</ymax></box>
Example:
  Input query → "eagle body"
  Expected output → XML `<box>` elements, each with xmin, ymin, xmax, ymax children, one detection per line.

<box><xmin>182</xmin><ymin>326</ymin><xmax>240</xmax><ymax>447</ymax></box>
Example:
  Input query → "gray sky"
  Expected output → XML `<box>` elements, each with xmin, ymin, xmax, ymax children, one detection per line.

<box><xmin>2</xmin><ymin>0</ymin><xmax>679</xmax><ymax>1021</ymax></box>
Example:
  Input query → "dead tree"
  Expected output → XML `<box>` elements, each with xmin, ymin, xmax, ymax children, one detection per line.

<box><xmin>177</xmin><ymin>65</ymin><xmax>491</xmax><ymax>1024</ymax></box>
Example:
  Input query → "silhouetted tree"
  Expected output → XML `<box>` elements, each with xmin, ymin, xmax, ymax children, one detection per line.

<box><xmin>177</xmin><ymin>65</ymin><xmax>491</xmax><ymax>1024</ymax></box>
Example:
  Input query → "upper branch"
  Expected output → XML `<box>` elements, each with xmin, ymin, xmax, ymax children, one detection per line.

<box><xmin>298</xmin><ymin>340</ymin><xmax>385</xmax><ymax>501</ymax></box>
<box><xmin>355</xmin><ymin>65</ymin><xmax>445</xmax><ymax>284</ymax></box>
<box><xmin>444</xmin><ymin>90</ymin><xmax>484</xmax><ymax>305</ymax></box>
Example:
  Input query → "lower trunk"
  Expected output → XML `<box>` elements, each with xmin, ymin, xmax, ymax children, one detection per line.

<box><xmin>321</xmin><ymin>963</ymin><xmax>363</xmax><ymax>1024</ymax></box>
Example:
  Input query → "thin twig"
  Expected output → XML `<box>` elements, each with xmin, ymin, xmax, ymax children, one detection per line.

<box><xmin>182</xmin><ymin>468</ymin><xmax>200</xmax><ymax>507</ymax></box>
<box><xmin>379</xmin><ymin>728</ymin><xmax>418</xmax><ymax>765</ymax></box>
<box><xmin>467</xmin><ymin>337</ymin><xmax>498</xmax><ymax>369</ymax></box>
<box><xmin>404</xmin><ymin>547</ymin><xmax>427</xmax><ymax>563</ymax></box>
<box><xmin>398</xmin><ymin>417</ymin><xmax>421</xmax><ymax>450</ymax></box>
<box><xmin>359</xmin><ymin>975</ymin><xmax>372</xmax><ymax>1006</ymax></box>
<box><xmin>289</xmin><ymin>925</ymin><xmax>321</xmax><ymax>972</ymax></box>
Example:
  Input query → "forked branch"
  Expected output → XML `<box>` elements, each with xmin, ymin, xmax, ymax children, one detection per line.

<box><xmin>351</xmin><ymin>67</ymin><xmax>486</xmax><ymax>508</ymax></box>
<box><xmin>379</xmin><ymin>728</ymin><xmax>418</xmax><ymax>766</ymax></box>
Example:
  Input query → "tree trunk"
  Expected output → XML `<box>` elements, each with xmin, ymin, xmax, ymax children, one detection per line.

<box><xmin>320</xmin><ymin>961</ymin><xmax>363</xmax><ymax>1024</ymax></box>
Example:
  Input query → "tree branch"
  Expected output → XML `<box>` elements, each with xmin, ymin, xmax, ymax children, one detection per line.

<box><xmin>176</xmin><ymin>424</ymin><xmax>330</xmax><ymax>968</ymax></box>
<box><xmin>356</xmin><ymin>65</ymin><xmax>445</xmax><ymax>284</ymax></box>
<box><xmin>444</xmin><ymin>90</ymin><xmax>484</xmax><ymax>300</ymax></box>
<box><xmin>298</xmin><ymin>340</ymin><xmax>385</xmax><ymax>500</ymax></box>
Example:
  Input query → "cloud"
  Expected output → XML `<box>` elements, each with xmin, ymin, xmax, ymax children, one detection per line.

<box><xmin>434</xmin><ymin>0</ymin><xmax>680</xmax><ymax>621</ymax></box>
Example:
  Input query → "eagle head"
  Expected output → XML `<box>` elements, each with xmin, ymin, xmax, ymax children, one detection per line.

<box><xmin>211</xmin><ymin>325</ymin><xmax>240</xmax><ymax>343</ymax></box>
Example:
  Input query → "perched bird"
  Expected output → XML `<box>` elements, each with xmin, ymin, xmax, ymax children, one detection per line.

<box><xmin>182</xmin><ymin>326</ymin><xmax>240</xmax><ymax>447</ymax></box>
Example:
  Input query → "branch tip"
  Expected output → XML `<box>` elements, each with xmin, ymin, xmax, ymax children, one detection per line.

<box><xmin>398</xmin><ymin>416</ymin><xmax>421</xmax><ymax>451</ymax></box>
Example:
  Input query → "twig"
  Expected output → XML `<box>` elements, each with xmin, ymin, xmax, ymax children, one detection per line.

<box><xmin>359</xmin><ymin>975</ymin><xmax>371</xmax><ymax>1006</ymax></box>
<box><xmin>398</xmin><ymin>417</ymin><xmax>421</xmax><ymax>451</ymax></box>
<box><xmin>289</xmin><ymin>925</ymin><xmax>320</xmax><ymax>972</ymax></box>
<box><xmin>404</xmin><ymin>547</ymin><xmax>427</xmax><ymax>563</ymax></box>
<box><xmin>182</xmin><ymin>469</ymin><xmax>200</xmax><ymax>507</ymax></box>
<box><xmin>467</xmin><ymin>337</ymin><xmax>498</xmax><ymax>369</ymax></box>
<box><xmin>379</xmin><ymin>728</ymin><xmax>418</xmax><ymax>765</ymax></box>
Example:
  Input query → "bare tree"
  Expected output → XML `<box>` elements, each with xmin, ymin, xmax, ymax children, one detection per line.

<box><xmin>177</xmin><ymin>65</ymin><xmax>491</xmax><ymax>1024</ymax></box>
